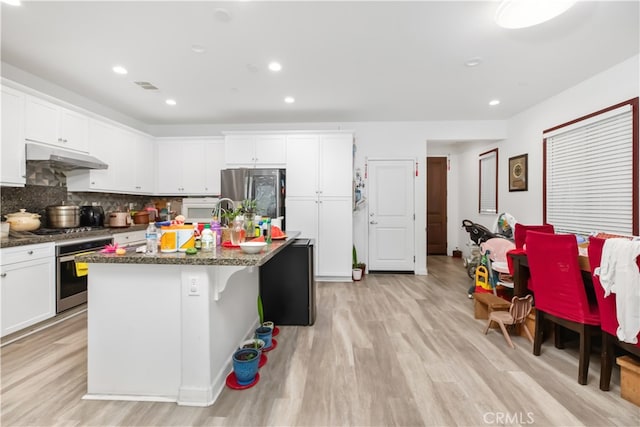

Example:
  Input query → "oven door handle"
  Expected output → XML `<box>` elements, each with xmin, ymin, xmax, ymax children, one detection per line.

<box><xmin>59</xmin><ymin>250</ymin><xmax>97</xmax><ymax>263</ymax></box>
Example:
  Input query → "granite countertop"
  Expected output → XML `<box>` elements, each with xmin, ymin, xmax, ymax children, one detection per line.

<box><xmin>76</xmin><ymin>231</ymin><xmax>301</xmax><ymax>267</ymax></box>
<box><xmin>0</xmin><ymin>225</ymin><xmax>148</xmax><ymax>249</ymax></box>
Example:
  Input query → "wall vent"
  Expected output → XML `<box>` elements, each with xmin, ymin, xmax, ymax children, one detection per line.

<box><xmin>134</xmin><ymin>81</ymin><xmax>159</xmax><ymax>90</ymax></box>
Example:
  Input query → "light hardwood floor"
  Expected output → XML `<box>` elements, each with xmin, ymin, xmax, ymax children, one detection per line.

<box><xmin>2</xmin><ymin>256</ymin><xmax>639</xmax><ymax>426</ymax></box>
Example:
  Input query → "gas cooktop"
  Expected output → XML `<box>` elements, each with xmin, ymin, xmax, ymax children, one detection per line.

<box><xmin>30</xmin><ymin>226</ymin><xmax>107</xmax><ymax>236</ymax></box>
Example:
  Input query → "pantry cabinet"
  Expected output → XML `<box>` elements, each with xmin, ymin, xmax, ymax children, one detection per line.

<box><xmin>156</xmin><ymin>138</ymin><xmax>225</xmax><ymax>195</ymax></box>
<box><xmin>285</xmin><ymin>132</ymin><xmax>353</xmax><ymax>280</ymax></box>
<box><xmin>1</xmin><ymin>85</ymin><xmax>26</xmax><ymax>186</ymax></box>
<box><xmin>224</xmin><ymin>134</ymin><xmax>286</xmax><ymax>167</ymax></box>
<box><xmin>24</xmin><ymin>95</ymin><xmax>89</xmax><ymax>153</ymax></box>
<box><xmin>0</xmin><ymin>243</ymin><xmax>55</xmax><ymax>337</ymax></box>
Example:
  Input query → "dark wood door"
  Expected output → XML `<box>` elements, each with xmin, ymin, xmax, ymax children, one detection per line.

<box><xmin>427</xmin><ymin>157</ymin><xmax>447</xmax><ymax>255</ymax></box>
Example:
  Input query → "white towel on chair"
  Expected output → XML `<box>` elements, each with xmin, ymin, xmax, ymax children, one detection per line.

<box><xmin>595</xmin><ymin>238</ymin><xmax>640</xmax><ymax>344</ymax></box>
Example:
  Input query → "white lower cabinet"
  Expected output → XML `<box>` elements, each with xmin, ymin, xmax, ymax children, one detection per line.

<box><xmin>0</xmin><ymin>243</ymin><xmax>55</xmax><ymax>337</ymax></box>
<box><xmin>286</xmin><ymin>197</ymin><xmax>352</xmax><ymax>280</ymax></box>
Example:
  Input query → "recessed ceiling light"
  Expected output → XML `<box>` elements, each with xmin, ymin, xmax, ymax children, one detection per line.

<box><xmin>214</xmin><ymin>8</ymin><xmax>232</xmax><ymax>23</ymax></box>
<box><xmin>165</xmin><ymin>99</ymin><xmax>177</xmax><ymax>106</ymax></box>
<box><xmin>269</xmin><ymin>62</ymin><xmax>282</xmax><ymax>72</ymax></box>
<box><xmin>112</xmin><ymin>65</ymin><xmax>128</xmax><ymax>75</ymax></box>
<box><xmin>2</xmin><ymin>0</ymin><xmax>22</xmax><ymax>6</ymax></box>
<box><xmin>489</xmin><ymin>99</ymin><xmax>500</xmax><ymax>106</ymax></box>
<box><xmin>284</xmin><ymin>97</ymin><xmax>295</xmax><ymax>104</ymax></box>
<box><xmin>464</xmin><ymin>57</ymin><xmax>483</xmax><ymax>67</ymax></box>
<box><xmin>495</xmin><ymin>0</ymin><xmax>576</xmax><ymax>29</ymax></box>
<box><xmin>191</xmin><ymin>44</ymin><xmax>206</xmax><ymax>54</ymax></box>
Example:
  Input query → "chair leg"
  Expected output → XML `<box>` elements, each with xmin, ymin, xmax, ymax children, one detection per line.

<box><xmin>577</xmin><ymin>324</ymin><xmax>591</xmax><ymax>385</ymax></box>
<box><xmin>483</xmin><ymin>319</ymin><xmax>493</xmax><ymax>335</ymax></box>
<box><xmin>600</xmin><ymin>332</ymin><xmax>615</xmax><ymax>391</ymax></box>
<box><xmin>533</xmin><ymin>310</ymin><xmax>544</xmax><ymax>356</ymax></box>
<box><xmin>497</xmin><ymin>321</ymin><xmax>515</xmax><ymax>349</ymax></box>
<box><xmin>521</xmin><ymin>322</ymin><xmax>534</xmax><ymax>344</ymax></box>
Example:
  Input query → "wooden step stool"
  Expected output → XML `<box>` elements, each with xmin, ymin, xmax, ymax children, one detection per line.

<box><xmin>474</xmin><ymin>292</ymin><xmax>511</xmax><ymax>321</ymax></box>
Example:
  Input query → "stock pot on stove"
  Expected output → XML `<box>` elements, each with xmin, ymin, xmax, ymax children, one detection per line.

<box><xmin>46</xmin><ymin>203</ymin><xmax>80</xmax><ymax>228</ymax></box>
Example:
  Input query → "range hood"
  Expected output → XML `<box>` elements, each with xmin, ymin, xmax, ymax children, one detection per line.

<box><xmin>26</xmin><ymin>143</ymin><xmax>108</xmax><ymax>171</ymax></box>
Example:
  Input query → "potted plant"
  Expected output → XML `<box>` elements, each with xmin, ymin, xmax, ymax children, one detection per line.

<box><xmin>352</xmin><ymin>245</ymin><xmax>365</xmax><ymax>281</ymax></box>
<box><xmin>255</xmin><ymin>294</ymin><xmax>274</xmax><ymax>347</ymax></box>
<box><xmin>232</xmin><ymin>347</ymin><xmax>260</xmax><ymax>386</ymax></box>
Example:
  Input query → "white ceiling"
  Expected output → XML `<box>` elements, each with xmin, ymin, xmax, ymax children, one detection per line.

<box><xmin>1</xmin><ymin>1</ymin><xmax>638</xmax><ymax>126</ymax></box>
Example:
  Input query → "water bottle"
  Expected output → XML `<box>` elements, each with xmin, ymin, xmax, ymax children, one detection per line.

<box><xmin>145</xmin><ymin>222</ymin><xmax>158</xmax><ymax>255</ymax></box>
<box><xmin>201</xmin><ymin>224</ymin><xmax>214</xmax><ymax>252</ymax></box>
<box><xmin>211</xmin><ymin>220</ymin><xmax>222</xmax><ymax>247</ymax></box>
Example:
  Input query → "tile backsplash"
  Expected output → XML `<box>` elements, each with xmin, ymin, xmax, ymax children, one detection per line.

<box><xmin>2</xmin><ymin>163</ymin><xmax>185</xmax><ymax>224</ymax></box>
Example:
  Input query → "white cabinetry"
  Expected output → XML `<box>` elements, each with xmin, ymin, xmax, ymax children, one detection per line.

<box><xmin>113</xmin><ymin>230</ymin><xmax>146</xmax><ymax>247</ymax></box>
<box><xmin>24</xmin><ymin>95</ymin><xmax>89</xmax><ymax>152</ymax></box>
<box><xmin>1</xmin><ymin>85</ymin><xmax>26</xmax><ymax>186</ymax></box>
<box><xmin>285</xmin><ymin>132</ymin><xmax>353</xmax><ymax>280</ymax></box>
<box><xmin>224</xmin><ymin>134</ymin><xmax>286</xmax><ymax>167</ymax></box>
<box><xmin>1</xmin><ymin>243</ymin><xmax>55</xmax><ymax>337</ymax></box>
<box><xmin>66</xmin><ymin>120</ymin><xmax>154</xmax><ymax>194</ymax></box>
<box><xmin>156</xmin><ymin>138</ymin><xmax>225</xmax><ymax>195</ymax></box>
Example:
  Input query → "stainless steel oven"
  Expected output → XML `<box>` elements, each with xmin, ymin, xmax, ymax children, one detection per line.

<box><xmin>56</xmin><ymin>236</ymin><xmax>113</xmax><ymax>313</ymax></box>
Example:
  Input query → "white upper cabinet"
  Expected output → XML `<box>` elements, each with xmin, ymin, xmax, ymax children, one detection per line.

<box><xmin>286</xmin><ymin>133</ymin><xmax>353</xmax><ymax>198</ymax></box>
<box><xmin>24</xmin><ymin>95</ymin><xmax>89</xmax><ymax>152</ymax></box>
<box><xmin>318</xmin><ymin>134</ymin><xmax>353</xmax><ymax>198</ymax></box>
<box><xmin>1</xmin><ymin>85</ymin><xmax>26</xmax><ymax>186</ymax></box>
<box><xmin>156</xmin><ymin>138</ymin><xmax>224</xmax><ymax>195</ymax></box>
<box><xmin>224</xmin><ymin>134</ymin><xmax>286</xmax><ymax>167</ymax></box>
<box><xmin>286</xmin><ymin>135</ymin><xmax>319</xmax><ymax>198</ymax></box>
<box><xmin>66</xmin><ymin>119</ymin><xmax>152</xmax><ymax>195</ymax></box>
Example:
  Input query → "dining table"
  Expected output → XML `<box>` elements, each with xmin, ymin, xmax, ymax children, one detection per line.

<box><xmin>508</xmin><ymin>245</ymin><xmax>591</xmax><ymax>297</ymax></box>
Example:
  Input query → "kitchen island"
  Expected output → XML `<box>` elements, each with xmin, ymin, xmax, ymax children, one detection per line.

<box><xmin>76</xmin><ymin>233</ymin><xmax>299</xmax><ymax>407</ymax></box>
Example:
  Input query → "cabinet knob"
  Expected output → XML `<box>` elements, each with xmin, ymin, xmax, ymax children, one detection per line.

<box><xmin>27</xmin><ymin>250</ymin><xmax>34</xmax><ymax>255</ymax></box>
<box><xmin>370</xmin><ymin>221</ymin><xmax>378</xmax><ymax>225</ymax></box>
<box><xmin>0</xmin><ymin>273</ymin><xmax>6</xmax><ymax>278</ymax></box>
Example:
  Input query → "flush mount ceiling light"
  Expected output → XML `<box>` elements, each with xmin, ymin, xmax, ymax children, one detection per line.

<box><xmin>284</xmin><ymin>96</ymin><xmax>295</xmax><ymax>104</ymax></box>
<box><xmin>191</xmin><ymin>44</ymin><xmax>206</xmax><ymax>54</ymax></box>
<box><xmin>495</xmin><ymin>0</ymin><xmax>576</xmax><ymax>29</ymax></box>
<box><xmin>464</xmin><ymin>57</ymin><xmax>483</xmax><ymax>67</ymax></box>
<box><xmin>268</xmin><ymin>62</ymin><xmax>282</xmax><ymax>72</ymax></box>
<box><xmin>489</xmin><ymin>99</ymin><xmax>501</xmax><ymax>106</ymax></box>
<box><xmin>165</xmin><ymin>99</ymin><xmax>177</xmax><ymax>106</ymax></box>
<box><xmin>112</xmin><ymin>65</ymin><xmax>128</xmax><ymax>75</ymax></box>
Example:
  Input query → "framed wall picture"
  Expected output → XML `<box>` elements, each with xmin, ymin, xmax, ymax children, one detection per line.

<box><xmin>509</xmin><ymin>154</ymin><xmax>528</xmax><ymax>192</ymax></box>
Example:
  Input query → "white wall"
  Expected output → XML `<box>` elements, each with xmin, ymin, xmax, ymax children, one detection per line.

<box><xmin>453</xmin><ymin>55</ymin><xmax>640</xmax><ymax>256</ymax></box>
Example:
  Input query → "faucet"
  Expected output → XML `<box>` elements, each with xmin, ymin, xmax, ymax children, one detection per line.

<box><xmin>213</xmin><ymin>198</ymin><xmax>236</xmax><ymax>223</ymax></box>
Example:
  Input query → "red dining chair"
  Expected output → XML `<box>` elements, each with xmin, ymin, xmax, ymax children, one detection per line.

<box><xmin>526</xmin><ymin>231</ymin><xmax>601</xmax><ymax>385</ymax></box>
<box><xmin>588</xmin><ymin>236</ymin><xmax>640</xmax><ymax>391</ymax></box>
<box><xmin>508</xmin><ymin>224</ymin><xmax>555</xmax><ymax>294</ymax></box>
<box><xmin>514</xmin><ymin>223</ymin><xmax>555</xmax><ymax>249</ymax></box>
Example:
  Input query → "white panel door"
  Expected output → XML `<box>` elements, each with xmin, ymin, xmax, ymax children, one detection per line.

<box><xmin>368</xmin><ymin>160</ymin><xmax>415</xmax><ymax>271</ymax></box>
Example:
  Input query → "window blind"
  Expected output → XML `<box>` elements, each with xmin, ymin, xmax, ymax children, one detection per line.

<box><xmin>545</xmin><ymin>105</ymin><xmax>634</xmax><ymax>236</ymax></box>
<box><xmin>479</xmin><ymin>150</ymin><xmax>497</xmax><ymax>214</ymax></box>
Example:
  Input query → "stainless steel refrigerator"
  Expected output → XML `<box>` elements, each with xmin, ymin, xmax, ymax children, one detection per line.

<box><xmin>220</xmin><ymin>168</ymin><xmax>286</xmax><ymax>226</ymax></box>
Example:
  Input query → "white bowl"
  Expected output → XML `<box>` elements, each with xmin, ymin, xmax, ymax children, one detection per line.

<box><xmin>239</xmin><ymin>241</ymin><xmax>267</xmax><ymax>254</ymax></box>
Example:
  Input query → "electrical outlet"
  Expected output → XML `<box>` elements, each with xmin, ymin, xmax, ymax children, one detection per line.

<box><xmin>188</xmin><ymin>276</ymin><xmax>200</xmax><ymax>296</ymax></box>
